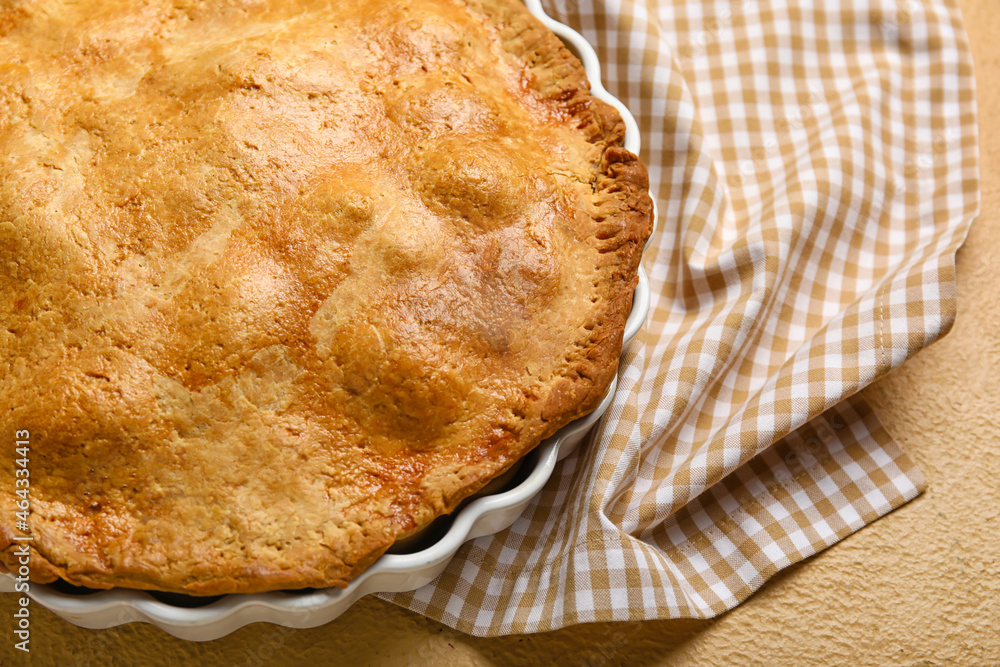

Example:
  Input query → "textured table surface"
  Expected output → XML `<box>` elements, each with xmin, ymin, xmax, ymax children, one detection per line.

<box><xmin>2</xmin><ymin>0</ymin><xmax>997</xmax><ymax>664</ymax></box>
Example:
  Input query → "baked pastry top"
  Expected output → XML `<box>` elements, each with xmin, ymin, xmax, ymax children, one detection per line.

<box><xmin>0</xmin><ymin>0</ymin><xmax>651</xmax><ymax>594</ymax></box>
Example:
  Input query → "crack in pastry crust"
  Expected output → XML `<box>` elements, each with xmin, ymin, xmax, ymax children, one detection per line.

<box><xmin>0</xmin><ymin>0</ymin><xmax>652</xmax><ymax>594</ymax></box>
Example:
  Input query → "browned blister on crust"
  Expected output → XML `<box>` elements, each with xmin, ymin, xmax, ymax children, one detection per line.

<box><xmin>0</xmin><ymin>0</ymin><xmax>652</xmax><ymax>594</ymax></box>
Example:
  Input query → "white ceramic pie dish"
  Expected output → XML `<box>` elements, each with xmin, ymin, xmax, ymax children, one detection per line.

<box><xmin>0</xmin><ymin>2</ymin><xmax>654</xmax><ymax>641</ymax></box>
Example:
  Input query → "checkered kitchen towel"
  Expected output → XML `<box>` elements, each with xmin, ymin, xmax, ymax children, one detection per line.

<box><xmin>383</xmin><ymin>0</ymin><xmax>979</xmax><ymax>634</ymax></box>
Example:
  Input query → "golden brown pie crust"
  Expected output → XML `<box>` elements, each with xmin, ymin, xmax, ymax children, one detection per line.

<box><xmin>0</xmin><ymin>0</ymin><xmax>652</xmax><ymax>594</ymax></box>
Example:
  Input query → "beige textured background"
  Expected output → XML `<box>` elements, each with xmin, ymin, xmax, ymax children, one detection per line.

<box><xmin>2</xmin><ymin>0</ymin><xmax>997</xmax><ymax>664</ymax></box>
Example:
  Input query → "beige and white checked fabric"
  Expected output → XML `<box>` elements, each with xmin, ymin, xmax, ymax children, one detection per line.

<box><xmin>383</xmin><ymin>0</ymin><xmax>979</xmax><ymax>634</ymax></box>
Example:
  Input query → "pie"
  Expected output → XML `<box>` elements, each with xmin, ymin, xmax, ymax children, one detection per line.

<box><xmin>0</xmin><ymin>0</ymin><xmax>652</xmax><ymax>594</ymax></box>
